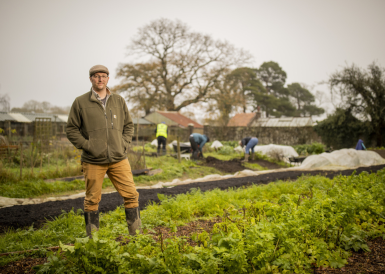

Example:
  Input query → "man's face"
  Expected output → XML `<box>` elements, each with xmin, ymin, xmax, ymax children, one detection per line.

<box><xmin>90</xmin><ymin>72</ymin><xmax>109</xmax><ymax>92</ymax></box>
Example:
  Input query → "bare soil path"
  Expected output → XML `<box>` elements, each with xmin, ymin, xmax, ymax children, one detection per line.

<box><xmin>203</xmin><ymin>156</ymin><xmax>283</xmax><ymax>173</ymax></box>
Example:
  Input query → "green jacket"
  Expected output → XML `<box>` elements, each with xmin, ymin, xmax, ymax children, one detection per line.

<box><xmin>66</xmin><ymin>89</ymin><xmax>134</xmax><ymax>164</ymax></box>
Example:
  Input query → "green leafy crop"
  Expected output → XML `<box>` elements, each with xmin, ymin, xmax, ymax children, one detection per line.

<box><xmin>5</xmin><ymin>169</ymin><xmax>385</xmax><ymax>273</ymax></box>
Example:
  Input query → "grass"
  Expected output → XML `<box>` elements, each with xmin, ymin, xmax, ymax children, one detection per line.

<box><xmin>242</xmin><ymin>162</ymin><xmax>267</xmax><ymax>170</ymax></box>
<box><xmin>204</xmin><ymin>151</ymin><xmax>243</xmax><ymax>161</ymax></box>
<box><xmin>134</xmin><ymin>155</ymin><xmax>223</xmax><ymax>185</ymax></box>
<box><xmin>0</xmin><ymin>143</ymin><xmax>288</xmax><ymax>199</ymax></box>
<box><xmin>0</xmin><ymin>155</ymin><xmax>222</xmax><ymax>199</ymax></box>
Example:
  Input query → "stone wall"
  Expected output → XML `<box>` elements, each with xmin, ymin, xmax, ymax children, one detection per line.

<box><xmin>204</xmin><ymin>126</ymin><xmax>321</xmax><ymax>145</ymax></box>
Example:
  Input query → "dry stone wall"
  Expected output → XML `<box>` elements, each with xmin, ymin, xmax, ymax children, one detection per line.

<box><xmin>204</xmin><ymin>126</ymin><xmax>321</xmax><ymax>145</ymax></box>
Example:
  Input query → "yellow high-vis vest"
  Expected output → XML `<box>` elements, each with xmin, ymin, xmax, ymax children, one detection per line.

<box><xmin>156</xmin><ymin>123</ymin><xmax>168</xmax><ymax>138</ymax></box>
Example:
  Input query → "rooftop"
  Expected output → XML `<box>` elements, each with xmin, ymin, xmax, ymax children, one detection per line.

<box><xmin>156</xmin><ymin>111</ymin><xmax>203</xmax><ymax>128</ymax></box>
<box><xmin>227</xmin><ymin>113</ymin><xmax>257</xmax><ymax>127</ymax></box>
<box><xmin>251</xmin><ymin>117</ymin><xmax>313</xmax><ymax>127</ymax></box>
<box><xmin>0</xmin><ymin>112</ymin><xmax>68</xmax><ymax>123</ymax></box>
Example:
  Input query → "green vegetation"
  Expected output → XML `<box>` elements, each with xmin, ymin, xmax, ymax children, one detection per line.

<box><xmin>0</xmin><ymin>141</ymin><xmax>285</xmax><ymax>199</ymax></box>
<box><xmin>133</xmin><ymin>156</ymin><xmax>222</xmax><ymax>185</ymax></box>
<box><xmin>369</xmin><ymin>147</ymin><xmax>385</xmax><ymax>150</ymax></box>
<box><xmin>242</xmin><ymin>162</ymin><xmax>266</xmax><ymax>170</ymax></box>
<box><xmin>1</xmin><ymin>169</ymin><xmax>384</xmax><ymax>273</ymax></box>
<box><xmin>313</xmin><ymin>108</ymin><xmax>368</xmax><ymax>150</ymax></box>
<box><xmin>293</xmin><ymin>142</ymin><xmax>326</xmax><ymax>156</ymax></box>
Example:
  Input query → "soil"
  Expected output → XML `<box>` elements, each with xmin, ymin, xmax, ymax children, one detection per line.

<box><xmin>203</xmin><ymin>156</ymin><xmax>283</xmax><ymax>173</ymax></box>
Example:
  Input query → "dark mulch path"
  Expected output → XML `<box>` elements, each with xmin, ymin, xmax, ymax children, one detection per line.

<box><xmin>1</xmin><ymin>164</ymin><xmax>384</xmax><ymax>232</ymax></box>
<box><xmin>203</xmin><ymin>156</ymin><xmax>283</xmax><ymax>173</ymax></box>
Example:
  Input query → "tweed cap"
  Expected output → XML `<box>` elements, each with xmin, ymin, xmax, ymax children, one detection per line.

<box><xmin>89</xmin><ymin>65</ymin><xmax>109</xmax><ymax>76</ymax></box>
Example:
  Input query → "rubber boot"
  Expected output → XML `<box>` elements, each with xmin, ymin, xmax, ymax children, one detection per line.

<box><xmin>125</xmin><ymin>207</ymin><xmax>142</xmax><ymax>236</ymax></box>
<box><xmin>157</xmin><ymin>148</ymin><xmax>160</xmax><ymax>156</ymax></box>
<box><xmin>241</xmin><ymin>154</ymin><xmax>249</xmax><ymax>162</ymax></box>
<box><xmin>250</xmin><ymin>152</ymin><xmax>254</xmax><ymax>161</ymax></box>
<box><xmin>162</xmin><ymin>148</ymin><xmax>166</xmax><ymax>156</ymax></box>
<box><xmin>84</xmin><ymin>210</ymin><xmax>99</xmax><ymax>238</ymax></box>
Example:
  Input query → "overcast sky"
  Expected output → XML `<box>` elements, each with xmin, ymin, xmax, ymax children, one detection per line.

<box><xmin>1</xmin><ymin>0</ymin><xmax>384</xmax><ymax>117</ymax></box>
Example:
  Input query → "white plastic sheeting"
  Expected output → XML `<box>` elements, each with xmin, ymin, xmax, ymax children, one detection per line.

<box><xmin>300</xmin><ymin>149</ymin><xmax>385</xmax><ymax>169</ymax></box>
<box><xmin>151</xmin><ymin>139</ymin><xmax>158</xmax><ymax>147</ymax></box>
<box><xmin>234</xmin><ymin>146</ymin><xmax>244</xmax><ymax>153</ymax></box>
<box><xmin>211</xmin><ymin>141</ymin><xmax>223</xmax><ymax>149</ymax></box>
<box><xmin>252</xmin><ymin>144</ymin><xmax>298</xmax><ymax>158</ymax></box>
<box><xmin>168</xmin><ymin>140</ymin><xmax>191</xmax><ymax>148</ymax></box>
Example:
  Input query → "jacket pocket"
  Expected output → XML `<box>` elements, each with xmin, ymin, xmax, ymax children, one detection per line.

<box><xmin>109</xmin><ymin>129</ymin><xmax>125</xmax><ymax>158</ymax></box>
<box><xmin>85</xmin><ymin>129</ymin><xmax>108</xmax><ymax>159</ymax></box>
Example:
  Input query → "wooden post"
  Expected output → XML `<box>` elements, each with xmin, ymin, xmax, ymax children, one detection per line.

<box><xmin>19</xmin><ymin>142</ymin><xmax>23</xmax><ymax>180</ymax></box>
<box><xmin>136</xmin><ymin>113</ymin><xmax>139</xmax><ymax>147</ymax></box>
<box><xmin>177</xmin><ymin>136</ymin><xmax>181</xmax><ymax>163</ymax></box>
<box><xmin>142</xmin><ymin>139</ymin><xmax>146</xmax><ymax>169</ymax></box>
<box><xmin>30</xmin><ymin>144</ymin><xmax>34</xmax><ymax>176</ymax></box>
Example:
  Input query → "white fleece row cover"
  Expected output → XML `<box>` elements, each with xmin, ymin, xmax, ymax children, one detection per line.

<box><xmin>234</xmin><ymin>144</ymin><xmax>299</xmax><ymax>158</ymax></box>
<box><xmin>300</xmin><ymin>149</ymin><xmax>385</xmax><ymax>169</ymax></box>
<box><xmin>211</xmin><ymin>140</ymin><xmax>224</xmax><ymax>149</ymax></box>
<box><xmin>151</xmin><ymin>139</ymin><xmax>191</xmax><ymax>148</ymax></box>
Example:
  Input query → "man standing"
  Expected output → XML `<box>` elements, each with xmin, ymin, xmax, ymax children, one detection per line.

<box><xmin>239</xmin><ymin>136</ymin><xmax>259</xmax><ymax>162</ymax></box>
<box><xmin>189</xmin><ymin>133</ymin><xmax>209</xmax><ymax>159</ymax></box>
<box><xmin>155</xmin><ymin>122</ymin><xmax>168</xmax><ymax>156</ymax></box>
<box><xmin>66</xmin><ymin>65</ymin><xmax>141</xmax><ymax>238</ymax></box>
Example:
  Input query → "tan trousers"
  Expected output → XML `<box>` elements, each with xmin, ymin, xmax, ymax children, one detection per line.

<box><xmin>82</xmin><ymin>159</ymin><xmax>139</xmax><ymax>212</ymax></box>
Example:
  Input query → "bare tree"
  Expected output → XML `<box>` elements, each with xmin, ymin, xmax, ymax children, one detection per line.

<box><xmin>206</xmin><ymin>69</ymin><xmax>245</xmax><ymax>126</ymax></box>
<box><xmin>113</xmin><ymin>62</ymin><xmax>163</xmax><ymax>115</ymax></box>
<box><xmin>0</xmin><ymin>94</ymin><xmax>10</xmax><ymax>112</ymax></box>
<box><xmin>116</xmin><ymin>18</ymin><xmax>252</xmax><ymax>112</ymax></box>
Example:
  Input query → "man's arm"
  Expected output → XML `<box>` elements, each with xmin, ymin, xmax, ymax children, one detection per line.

<box><xmin>122</xmin><ymin>100</ymin><xmax>134</xmax><ymax>147</ymax></box>
<box><xmin>66</xmin><ymin>99</ymin><xmax>88</xmax><ymax>150</ymax></box>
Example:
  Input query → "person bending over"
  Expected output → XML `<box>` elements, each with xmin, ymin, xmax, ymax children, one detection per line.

<box><xmin>239</xmin><ymin>137</ymin><xmax>259</xmax><ymax>162</ymax></box>
<box><xmin>189</xmin><ymin>133</ymin><xmax>210</xmax><ymax>160</ymax></box>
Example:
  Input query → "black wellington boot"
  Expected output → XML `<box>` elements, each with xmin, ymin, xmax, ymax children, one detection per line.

<box><xmin>84</xmin><ymin>210</ymin><xmax>99</xmax><ymax>238</ymax></box>
<box><xmin>125</xmin><ymin>207</ymin><xmax>142</xmax><ymax>236</ymax></box>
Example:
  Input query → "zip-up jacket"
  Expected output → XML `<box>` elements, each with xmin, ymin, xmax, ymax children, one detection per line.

<box><xmin>191</xmin><ymin>133</ymin><xmax>208</xmax><ymax>152</ymax></box>
<box><xmin>66</xmin><ymin>89</ymin><xmax>134</xmax><ymax>164</ymax></box>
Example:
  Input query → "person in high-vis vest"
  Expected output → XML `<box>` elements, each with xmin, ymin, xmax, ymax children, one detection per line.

<box><xmin>155</xmin><ymin>122</ymin><xmax>168</xmax><ymax>155</ymax></box>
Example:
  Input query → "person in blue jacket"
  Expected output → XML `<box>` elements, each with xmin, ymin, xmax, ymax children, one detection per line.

<box><xmin>355</xmin><ymin>139</ymin><xmax>367</xmax><ymax>150</ymax></box>
<box><xmin>189</xmin><ymin>133</ymin><xmax>210</xmax><ymax>159</ymax></box>
<box><xmin>239</xmin><ymin>136</ymin><xmax>258</xmax><ymax>162</ymax></box>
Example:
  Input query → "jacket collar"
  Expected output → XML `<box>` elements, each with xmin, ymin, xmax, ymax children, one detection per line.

<box><xmin>89</xmin><ymin>87</ymin><xmax>112</xmax><ymax>103</ymax></box>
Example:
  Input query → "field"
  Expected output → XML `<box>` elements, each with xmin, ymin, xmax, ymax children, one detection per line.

<box><xmin>0</xmin><ymin>165</ymin><xmax>385</xmax><ymax>273</ymax></box>
<box><xmin>1</xmin><ymin>142</ymin><xmax>385</xmax><ymax>273</ymax></box>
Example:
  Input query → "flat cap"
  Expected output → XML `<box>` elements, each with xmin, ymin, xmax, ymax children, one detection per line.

<box><xmin>89</xmin><ymin>65</ymin><xmax>109</xmax><ymax>76</ymax></box>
